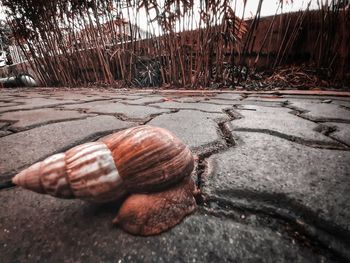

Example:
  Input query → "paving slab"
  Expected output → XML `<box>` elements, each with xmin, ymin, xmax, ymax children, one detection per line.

<box><xmin>87</xmin><ymin>91</ymin><xmax>144</xmax><ymax>100</ymax></box>
<box><xmin>129</xmin><ymin>92</ymin><xmax>157</xmax><ymax>96</ymax></box>
<box><xmin>0</xmin><ymin>122</ymin><xmax>9</xmax><ymax>129</ymax></box>
<box><xmin>289</xmin><ymin>101</ymin><xmax>350</xmax><ymax>122</ymax></box>
<box><xmin>122</xmin><ymin>96</ymin><xmax>166</xmax><ymax>105</ymax></box>
<box><xmin>0</xmin><ymin>188</ymin><xmax>325</xmax><ymax>263</ymax></box>
<box><xmin>230</xmin><ymin>105</ymin><xmax>338</xmax><ymax>146</ymax></box>
<box><xmin>172</xmin><ymin>96</ymin><xmax>213</xmax><ymax>103</ymax></box>
<box><xmin>329</xmin><ymin>100</ymin><xmax>350</xmax><ymax>108</ymax></box>
<box><xmin>324</xmin><ymin>122</ymin><xmax>350</xmax><ymax>146</ymax></box>
<box><xmin>205</xmin><ymin>132</ymin><xmax>350</xmax><ymax>234</ymax></box>
<box><xmin>150</xmin><ymin>101</ymin><xmax>228</xmax><ymax>113</ymax></box>
<box><xmin>62</xmin><ymin>101</ymin><xmax>171</xmax><ymax>120</ymax></box>
<box><xmin>0</xmin><ymin>116</ymin><xmax>133</xmax><ymax>180</ymax></box>
<box><xmin>59</xmin><ymin>100</ymin><xmax>116</xmax><ymax>110</ymax></box>
<box><xmin>244</xmin><ymin>95</ymin><xmax>288</xmax><ymax>103</ymax></box>
<box><xmin>0</xmin><ymin>97</ymin><xmax>82</xmax><ymax>113</ymax></box>
<box><xmin>283</xmin><ymin>95</ymin><xmax>350</xmax><ymax>102</ymax></box>
<box><xmin>149</xmin><ymin>110</ymin><xmax>224</xmax><ymax>150</ymax></box>
<box><xmin>0</xmin><ymin>109</ymin><xmax>94</xmax><ymax>131</ymax></box>
<box><xmin>96</xmin><ymin>94</ymin><xmax>144</xmax><ymax>100</ymax></box>
<box><xmin>43</xmin><ymin>92</ymin><xmax>108</xmax><ymax>101</ymax></box>
<box><xmin>213</xmin><ymin>93</ymin><xmax>243</xmax><ymax>100</ymax></box>
<box><xmin>0</xmin><ymin>92</ymin><xmax>47</xmax><ymax>99</ymax></box>
<box><xmin>200</xmin><ymin>98</ymin><xmax>237</xmax><ymax>105</ymax></box>
<box><xmin>0</xmin><ymin>130</ymin><xmax>11</xmax><ymax>137</ymax></box>
<box><xmin>6</xmin><ymin>92</ymin><xmax>59</xmax><ymax>99</ymax></box>
<box><xmin>0</xmin><ymin>101</ymin><xmax>20</xmax><ymax>107</ymax></box>
<box><xmin>233</xmin><ymin>100</ymin><xmax>284</xmax><ymax>107</ymax></box>
<box><xmin>0</xmin><ymin>95</ymin><xmax>19</xmax><ymax>100</ymax></box>
<box><xmin>1</xmin><ymin>88</ymin><xmax>350</xmax><ymax>262</ymax></box>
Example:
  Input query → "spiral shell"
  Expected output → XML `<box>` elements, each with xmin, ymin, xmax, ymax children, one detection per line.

<box><xmin>12</xmin><ymin>125</ymin><xmax>194</xmax><ymax>203</ymax></box>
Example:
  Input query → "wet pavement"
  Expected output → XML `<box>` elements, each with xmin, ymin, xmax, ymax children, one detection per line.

<box><xmin>0</xmin><ymin>88</ymin><xmax>349</xmax><ymax>262</ymax></box>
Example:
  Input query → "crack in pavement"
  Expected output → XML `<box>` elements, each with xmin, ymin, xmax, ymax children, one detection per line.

<box><xmin>68</xmin><ymin>108</ymin><xmax>179</xmax><ymax>125</ymax></box>
<box><xmin>120</xmin><ymin>99</ymin><xmax>166</xmax><ymax>106</ymax></box>
<box><xmin>0</xmin><ymin>102</ymin><xmax>23</xmax><ymax>107</ymax></box>
<box><xmin>339</xmin><ymin>105</ymin><xmax>350</xmax><ymax>111</ymax></box>
<box><xmin>314</xmin><ymin>124</ymin><xmax>350</xmax><ymax>148</ymax></box>
<box><xmin>0</xmin><ymin>98</ymin><xmax>114</xmax><ymax>114</ymax></box>
<box><xmin>194</xmin><ymin>108</ymin><xmax>237</xmax><ymax>199</ymax></box>
<box><xmin>233</xmin><ymin>100</ymin><xmax>287</xmax><ymax>108</ymax></box>
<box><xmin>0</xmin><ymin>122</ymin><xmax>14</xmax><ymax>137</ymax></box>
<box><xmin>229</xmin><ymin>105</ymin><xmax>349</xmax><ymax>150</ymax></box>
<box><xmin>232</xmin><ymin>128</ymin><xmax>348</xmax><ymax>150</ymax></box>
<box><xmin>192</xmin><ymin>106</ymin><xmax>350</xmax><ymax>262</ymax></box>
<box><xmin>0</xmin><ymin>115</ymin><xmax>97</xmax><ymax>134</ymax></box>
<box><xmin>0</xmin><ymin>98</ymin><xmax>173</xmax><ymax>134</ymax></box>
<box><xmin>201</xmin><ymin>194</ymin><xmax>350</xmax><ymax>262</ymax></box>
<box><xmin>284</xmin><ymin>104</ymin><xmax>350</xmax><ymax>124</ymax></box>
<box><xmin>0</xmin><ymin>180</ymin><xmax>16</xmax><ymax>190</ymax></box>
<box><xmin>54</xmin><ymin>101</ymin><xmax>175</xmax><ymax>124</ymax></box>
<box><xmin>282</xmin><ymin>104</ymin><xmax>350</xmax><ymax>148</ymax></box>
<box><xmin>142</xmin><ymin>109</ymin><xmax>180</xmax><ymax>125</ymax></box>
<box><xmin>93</xmin><ymin>110</ymin><xmax>180</xmax><ymax>125</ymax></box>
<box><xmin>199</xmin><ymin>208</ymin><xmax>341</xmax><ymax>261</ymax></box>
<box><xmin>146</xmin><ymin>104</ymin><xmax>224</xmax><ymax>114</ymax></box>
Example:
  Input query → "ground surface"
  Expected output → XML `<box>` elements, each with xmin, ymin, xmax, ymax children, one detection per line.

<box><xmin>0</xmin><ymin>88</ymin><xmax>349</xmax><ymax>262</ymax></box>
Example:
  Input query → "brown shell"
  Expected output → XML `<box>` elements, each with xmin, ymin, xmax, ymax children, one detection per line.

<box><xmin>12</xmin><ymin>142</ymin><xmax>125</xmax><ymax>202</ymax></box>
<box><xmin>64</xmin><ymin>142</ymin><xmax>125</xmax><ymax>202</ymax></box>
<box><xmin>102</xmin><ymin>125</ymin><xmax>194</xmax><ymax>193</ymax></box>
<box><xmin>113</xmin><ymin>177</ymin><xmax>197</xmax><ymax>236</ymax></box>
<box><xmin>12</xmin><ymin>125</ymin><xmax>194</xmax><ymax>203</ymax></box>
<box><xmin>40</xmin><ymin>153</ymin><xmax>74</xmax><ymax>198</ymax></box>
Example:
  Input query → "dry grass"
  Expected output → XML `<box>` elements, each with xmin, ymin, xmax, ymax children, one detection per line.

<box><xmin>2</xmin><ymin>0</ymin><xmax>348</xmax><ymax>88</ymax></box>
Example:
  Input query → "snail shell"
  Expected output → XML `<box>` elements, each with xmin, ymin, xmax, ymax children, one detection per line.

<box><xmin>12</xmin><ymin>125</ymin><xmax>194</xmax><ymax>203</ymax></box>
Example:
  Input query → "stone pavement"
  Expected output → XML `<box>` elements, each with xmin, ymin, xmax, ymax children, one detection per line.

<box><xmin>0</xmin><ymin>88</ymin><xmax>350</xmax><ymax>262</ymax></box>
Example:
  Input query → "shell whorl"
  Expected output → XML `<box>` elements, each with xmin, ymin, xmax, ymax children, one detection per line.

<box><xmin>65</xmin><ymin>142</ymin><xmax>124</xmax><ymax>202</ymax></box>
<box><xmin>12</xmin><ymin>162</ymin><xmax>45</xmax><ymax>194</ymax></box>
<box><xmin>40</xmin><ymin>153</ymin><xmax>73</xmax><ymax>198</ymax></box>
<box><xmin>12</xmin><ymin>153</ymin><xmax>73</xmax><ymax>198</ymax></box>
<box><xmin>102</xmin><ymin>125</ymin><xmax>194</xmax><ymax>193</ymax></box>
<box><xmin>12</xmin><ymin>142</ymin><xmax>125</xmax><ymax>202</ymax></box>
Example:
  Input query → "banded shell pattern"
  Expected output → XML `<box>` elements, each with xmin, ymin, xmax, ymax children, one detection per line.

<box><xmin>12</xmin><ymin>125</ymin><xmax>194</xmax><ymax>203</ymax></box>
